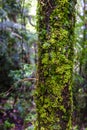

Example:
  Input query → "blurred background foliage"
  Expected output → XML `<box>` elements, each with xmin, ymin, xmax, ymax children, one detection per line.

<box><xmin>0</xmin><ymin>0</ymin><xmax>37</xmax><ymax>129</ymax></box>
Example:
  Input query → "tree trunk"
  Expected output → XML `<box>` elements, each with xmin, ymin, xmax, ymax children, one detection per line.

<box><xmin>80</xmin><ymin>0</ymin><xmax>87</xmax><ymax>78</ymax></box>
<box><xmin>78</xmin><ymin>0</ymin><xmax>87</xmax><ymax>125</ymax></box>
<box><xmin>35</xmin><ymin>0</ymin><xmax>76</xmax><ymax>130</ymax></box>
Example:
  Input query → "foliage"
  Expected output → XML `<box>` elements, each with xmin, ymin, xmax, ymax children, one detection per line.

<box><xmin>4</xmin><ymin>120</ymin><xmax>15</xmax><ymax>129</ymax></box>
<box><xmin>0</xmin><ymin>0</ymin><xmax>37</xmax><ymax>129</ymax></box>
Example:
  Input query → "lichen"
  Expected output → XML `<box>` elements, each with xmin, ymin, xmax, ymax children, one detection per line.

<box><xmin>35</xmin><ymin>0</ymin><xmax>76</xmax><ymax>130</ymax></box>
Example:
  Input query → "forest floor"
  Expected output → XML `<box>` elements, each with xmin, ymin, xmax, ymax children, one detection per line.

<box><xmin>0</xmin><ymin>96</ymin><xmax>36</xmax><ymax>130</ymax></box>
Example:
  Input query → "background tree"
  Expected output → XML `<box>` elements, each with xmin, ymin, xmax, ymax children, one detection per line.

<box><xmin>36</xmin><ymin>0</ymin><xmax>76</xmax><ymax>130</ymax></box>
<box><xmin>73</xmin><ymin>0</ymin><xmax>87</xmax><ymax>128</ymax></box>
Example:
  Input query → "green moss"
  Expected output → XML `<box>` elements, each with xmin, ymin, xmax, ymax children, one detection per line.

<box><xmin>35</xmin><ymin>0</ymin><xmax>76</xmax><ymax>130</ymax></box>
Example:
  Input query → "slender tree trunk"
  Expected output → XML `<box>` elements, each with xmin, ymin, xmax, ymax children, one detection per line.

<box><xmin>78</xmin><ymin>0</ymin><xmax>87</xmax><ymax>125</ymax></box>
<box><xmin>80</xmin><ymin>0</ymin><xmax>87</xmax><ymax>79</ymax></box>
<box><xmin>83</xmin><ymin>0</ymin><xmax>87</xmax><ymax>73</ymax></box>
<box><xmin>35</xmin><ymin>0</ymin><xmax>76</xmax><ymax>130</ymax></box>
<box><xmin>84</xmin><ymin>0</ymin><xmax>87</xmax><ymax>41</ymax></box>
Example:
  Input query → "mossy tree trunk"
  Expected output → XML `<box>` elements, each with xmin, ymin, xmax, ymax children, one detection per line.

<box><xmin>35</xmin><ymin>0</ymin><xmax>76</xmax><ymax>130</ymax></box>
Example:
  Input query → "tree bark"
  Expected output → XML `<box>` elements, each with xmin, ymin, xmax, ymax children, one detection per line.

<box><xmin>35</xmin><ymin>0</ymin><xmax>76</xmax><ymax>130</ymax></box>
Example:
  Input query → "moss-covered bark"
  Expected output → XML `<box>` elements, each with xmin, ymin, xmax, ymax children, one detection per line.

<box><xmin>35</xmin><ymin>0</ymin><xmax>76</xmax><ymax>130</ymax></box>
